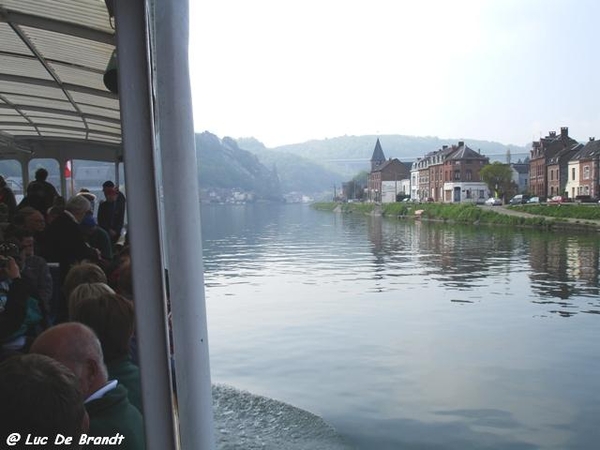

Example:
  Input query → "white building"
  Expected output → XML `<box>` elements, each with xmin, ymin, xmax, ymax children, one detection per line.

<box><xmin>381</xmin><ymin>179</ymin><xmax>411</xmax><ymax>203</ymax></box>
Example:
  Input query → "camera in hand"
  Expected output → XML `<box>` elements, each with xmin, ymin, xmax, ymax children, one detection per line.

<box><xmin>0</xmin><ymin>242</ymin><xmax>20</xmax><ymax>267</ymax></box>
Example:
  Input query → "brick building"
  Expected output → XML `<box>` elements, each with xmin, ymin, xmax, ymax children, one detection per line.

<box><xmin>529</xmin><ymin>127</ymin><xmax>578</xmax><ymax>197</ymax></box>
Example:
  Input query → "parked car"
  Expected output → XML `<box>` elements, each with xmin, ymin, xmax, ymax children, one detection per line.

<box><xmin>548</xmin><ymin>195</ymin><xmax>565</xmax><ymax>204</ymax></box>
<box><xmin>475</xmin><ymin>197</ymin><xmax>487</xmax><ymax>205</ymax></box>
<box><xmin>485</xmin><ymin>197</ymin><xmax>502</xmax><ymax>206</ymax></box>
<box><xmin>509</xmin><ymin>194</ymin><xmax>530</xmax><ymax>205</ymax></box>
<box><xmin>574</xmin><ymin>195</ymin><xmax>598</xmax><ymax>203</ymax></box>
<box><xmin>527</xmin><ymin>196</ymin><xmax>540</xmax><ymax>204</ymax></box>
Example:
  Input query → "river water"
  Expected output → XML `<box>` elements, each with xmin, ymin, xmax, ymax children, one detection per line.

<box><xmin>201</xmin><ymin>203</ymin><xmax>600</xmax><ymax>450</ymax></box>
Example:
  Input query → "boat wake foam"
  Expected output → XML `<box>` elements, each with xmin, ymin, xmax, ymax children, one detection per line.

<box><xmin>213</xmin><ymin>384</ymin><xmax>354</xmax><ymax>450</ymax></box>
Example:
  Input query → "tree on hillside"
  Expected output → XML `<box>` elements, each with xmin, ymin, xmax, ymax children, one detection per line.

<box><xmin>480</xmin><ymin>162</ymin><xmax>516</xmax><ymax>200</ymax></box>
<box><xmin>352</xmin><ymin>170</ymin><xmax>369</xmax><ymax>185</ymax></box>
<box><xmin>348</xmin><ymin>171</ymin><xmax>369</xmax><ymax>200</ymax></box>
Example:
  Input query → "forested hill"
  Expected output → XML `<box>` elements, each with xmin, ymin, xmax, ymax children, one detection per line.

<box><xmin>235</xmin><ymin>137</ymin><xmax>344</xmax><ymax>194</ymax></box>
<box><xmin>195</xmin><ymin>132</ymin><xmax>282</xmax><ymax>200</ymax></box>
<box><xmin>270</xmin><ymin>134</ymin><xmax>530</xmax><ymax>172</ymax></box>
<box><xmin>273</xmin><ymin>134</ymin><xmax>529</xmax><ymax>160</ymax></box>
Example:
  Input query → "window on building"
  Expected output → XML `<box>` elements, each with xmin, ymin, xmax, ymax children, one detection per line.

<box><xmin>584</xmin><ymin>165</ymin><xmax>590</xmax><ymax>180</ymax></box>
<box><xmin>550</xmin><ymin>170</ymin><xmax>553</xmax><ymax>181</ymax></box>
<box><xmin>454</xmin><ymin>170</ymin><xmax>460</xmax><ymax>180</ymax></box>
<box><xmin>572</xmin><ymin>167</ymin><xmax>576</xmax><ymax>180</ymax></box>
<box><xmin>466</xmin><ymin>169</ymin><xmax>472</xmax><ymax>181</ymax></box>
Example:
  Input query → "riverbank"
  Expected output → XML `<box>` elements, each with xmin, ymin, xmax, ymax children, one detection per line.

<box><xmin>311</xmin><ymin>202</ymin><xmax>600</xmax><ymax>232</ymax></box>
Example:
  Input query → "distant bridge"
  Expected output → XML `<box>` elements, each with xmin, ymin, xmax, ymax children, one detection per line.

<box><xmin>319</xmin><ymin>152</ymin><xmax>530</xmax><ymax>164</ymax></box>
<box><xmin>320</xmin><ymin>158</ymin><xmax>370</xmax><ymax>163</ymax></box>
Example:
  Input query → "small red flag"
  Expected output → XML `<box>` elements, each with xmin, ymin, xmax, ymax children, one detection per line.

<box><xmin>64</xmin><ymin>160</ymin><xmax>72</xmax><ymax>178</ymax></box>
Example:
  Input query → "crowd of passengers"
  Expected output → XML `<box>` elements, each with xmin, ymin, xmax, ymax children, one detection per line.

<box><xmin>0</xmin><ymin>168</ymin><xmax>145</xmax><ymax>449</ymax></box>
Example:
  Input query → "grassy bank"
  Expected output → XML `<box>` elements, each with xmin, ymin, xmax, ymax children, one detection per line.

<box><xmin>311</xmin><ymin>202</ymin><xmax>592</xmax><ymax>230</ymax></box>
<box><xmin>511</xmin><ymin>204</ymin><xmax>600</xmax><ymax>220</ymax></box>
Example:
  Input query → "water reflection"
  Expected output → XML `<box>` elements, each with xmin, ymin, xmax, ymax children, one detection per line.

<box><xmin>362</xmin><ymin>213</ymin><xmax>600</xmax><ymax>316</ymax></box>
<box><xmin>201</xmin><ymin>204</ymin><xmax>600</xmax><ymax>317</ymax></box>
<box><xmin>529</xmin><ymin>234</ymin><xmax>600</xmax><ymax>306</ymax></box>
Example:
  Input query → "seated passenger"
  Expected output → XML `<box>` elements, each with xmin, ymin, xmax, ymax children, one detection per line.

<box><xmin>5</xmin><ymin>207</ymin><xmax>46</xmax><ymax>256</ymax></box>
<box><xmin>77</xmin><ymin>189</ymin><xmax>97</xmax><ymax>213</ymax></box>
<box><xmin>69</xmin><ymin>287</ymin><xmax>142</xmax><ymax>412</ymax></box>
<box><xmin>108</xmin><ymin>245</ymin><xmax>132</xmax><ymax>299</ymax></box>
<box><xmin>0</xmin><ymin>249</ymin><xmax>42</xmax><ymax>358</ymax></box>
<box><xmin>46</xmin><ymin>205</ymin><xmax>64</xmax><ymax>226</ymax></box>
<box><xmin>30</xmin><ymin>323</ymin><xmax>145</xmax><ymax>450</ymax></box>
<box><xmin>80</xmin><ymin>213</ymin><xmax>113</xmax><ymax>268</ymax></box>
<box><xmin>63</xmin><ymin>262</ymin><xmax>109</xmax><ymax>305</ymax></box>
<box><xmin>0</xmin><ymin>353</ymin><xmax>88</xmax><ymax>444</ymax></box>
<box><xmin>0</xmin><ymin>176</ymin><xmax>17</xmax><ymax>220</ymax></box>
<box><xmin>5</xmin><ymin>231</ymin><xmax>53</xmax><ymax>328</ymax></box>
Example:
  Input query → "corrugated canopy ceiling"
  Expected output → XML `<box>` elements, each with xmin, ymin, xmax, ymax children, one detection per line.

<box><xmin>0</xmin><ymin>0</ymin><xmax>121</xmax><ymax>161</ymax></box>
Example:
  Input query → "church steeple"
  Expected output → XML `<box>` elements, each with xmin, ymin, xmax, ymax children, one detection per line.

<box><xmin>370</xmin><ymin>138</ymin><xmax>386</xmax><ymax>171</ymax></box>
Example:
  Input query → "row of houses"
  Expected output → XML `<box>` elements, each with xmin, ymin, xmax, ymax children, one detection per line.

<box><xmin>357</xmin><ymin>138</ymin><xmax>492</xmax><ymax>203</ymax></box>
<box><xmin>531</xmin><ymin>127</ymin><xmax>600</xmax><ymax>200</ymax></box>
<box><xmin>348</xmin><ymin>127</ymin><xmax>600</xmax><ymax>204</ymax></box>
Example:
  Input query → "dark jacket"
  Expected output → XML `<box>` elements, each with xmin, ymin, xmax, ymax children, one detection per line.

<box><xmin>106</xmin><ymin>357</ymin><xmax>142</xmax><ymax>413</ymax></box>
<box><xmin>97</xmin><ymin>192</ymin><xmax>126</xmax><ymax>243</ymax></box>
<box><xmin>0</xmin><ymin>186</ymin><xmax>17</xmax><ymax>218</ymax></box>
<box><xmin>0</xmin><ymin>278</ymin><xmax>30</xmax><ymax>341</ymax></box>
<box><xmin>43</xmin><ymin>212</ymin><xmax>98</xmax><ymax>267</ymax></box>
<box><xmin>85</xmin><ymin>384</ymin><xmax>145</xmax><ymax>450</ymax></box>
<box><xmin>25</xmin><ymin>180</ymin><xmax>59</xmax><ymax>214</ymax></box>
<box><xmin>43</xmin><ymin>211</ymin><xmax>98</xmax><ymax>322</ymax></box>
<box><xmin>20</xmin><ymin>255</ymin><xmax>53</xmax><ymax>325</ymax></box>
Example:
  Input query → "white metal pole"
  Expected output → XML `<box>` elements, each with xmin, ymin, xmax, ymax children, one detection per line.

<box><xmin>20</xmin><ymin>157</ymin><xmax>29</xmax><ymax>196</ymax></box>
<box><xmin>152</xmin><ymin>0</ymin><xmax>215</xmax><ymax>448</ymax></box>
<box><xmin>115</xmin><ymin>160</ymin><xmax>120</xmax><ymax>188</ymax></box>
<box><xmin>113</xmin><ymin>1</ymin><xmax>177</xmax><ymax>449</ymax></box>
<box><xmin>59</xmin><ymin>159</ymin><xmax>67</xmax><ymax>198</ymax></box>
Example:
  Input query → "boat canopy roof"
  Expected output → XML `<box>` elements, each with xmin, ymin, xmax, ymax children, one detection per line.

<box><xmin>0</xmin><ymin>1</ymin><xmax>215</xmax><ymax>447</ymax></box>
<box><xmin>0</xmin><ymin>0</ymin><xmax>121</xmax><ymax>163</ymax></box>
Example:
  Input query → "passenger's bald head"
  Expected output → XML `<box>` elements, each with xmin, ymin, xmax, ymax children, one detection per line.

<box><xmin>31</xmin><ymin>322</ymin><xmax>100</xmax><ymax>361</ymax></box>
<box><xmin>30</xmin><ymin>322</ymin><xmax>108</xmax><ymax>397</ymax></box>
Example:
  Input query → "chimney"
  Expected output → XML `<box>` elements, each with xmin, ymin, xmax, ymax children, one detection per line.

<box><xmin>590</xmin><ymin>137</ymin><xmax>596</xmax><ymax>141</ymax></box>
<box><xmin>549</xmin><ymin>131</ymin><xmax>556</xmax><ymax>138</ymax></box>
<box><xmin>561</xmin><ymin>127</ymin><xmax>569</xmax><ymax>138</ymax></box>
<box><xmin>442</xmin><ymin>145</ymin><xmax>448</xmax><ymax>150</ymax></box>
<box><xmin>458</xmin><ymin>141</ymin><xmax>464</xmax><ymax>147</ymax></box>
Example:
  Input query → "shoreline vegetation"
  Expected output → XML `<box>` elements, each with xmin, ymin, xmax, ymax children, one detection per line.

<box><xmin>311</xmin><ymin>202</ymin><xmax>600</xmax><ymax>232</ymax></box>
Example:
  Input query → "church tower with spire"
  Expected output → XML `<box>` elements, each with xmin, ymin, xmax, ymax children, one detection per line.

<box><xmin>370</xmin><ymin>138</ymin><xmax>386</xmax><ymax>171</ymax></box>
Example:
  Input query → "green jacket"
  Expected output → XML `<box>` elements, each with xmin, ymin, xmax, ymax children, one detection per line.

<box><xmin>85</xmin><ymin>384</ymin><xmax>145</xmax><ymax>450</ymax></box>
<box><xmin>107</xmin><ymin>357</ymin><xmax>143</xmax><ymax>413</ymax></box>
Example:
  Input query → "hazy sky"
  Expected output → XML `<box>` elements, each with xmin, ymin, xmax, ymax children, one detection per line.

<box><xmin>189</xmin><ymin>0</ymin><xmax>599</xmax><ymax>148</ymax></box>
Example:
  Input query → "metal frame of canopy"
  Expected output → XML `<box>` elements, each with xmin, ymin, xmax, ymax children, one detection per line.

<box><xmin>0</xmin><ymin>1</ymin><xmax>214</xmax><ymax>449</ymax></box>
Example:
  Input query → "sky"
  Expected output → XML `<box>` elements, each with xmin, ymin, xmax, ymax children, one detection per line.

<box><xmin>189</xmin><ymin>0</ymin><xmax>599</xmax><ymax>149</ymax></box>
